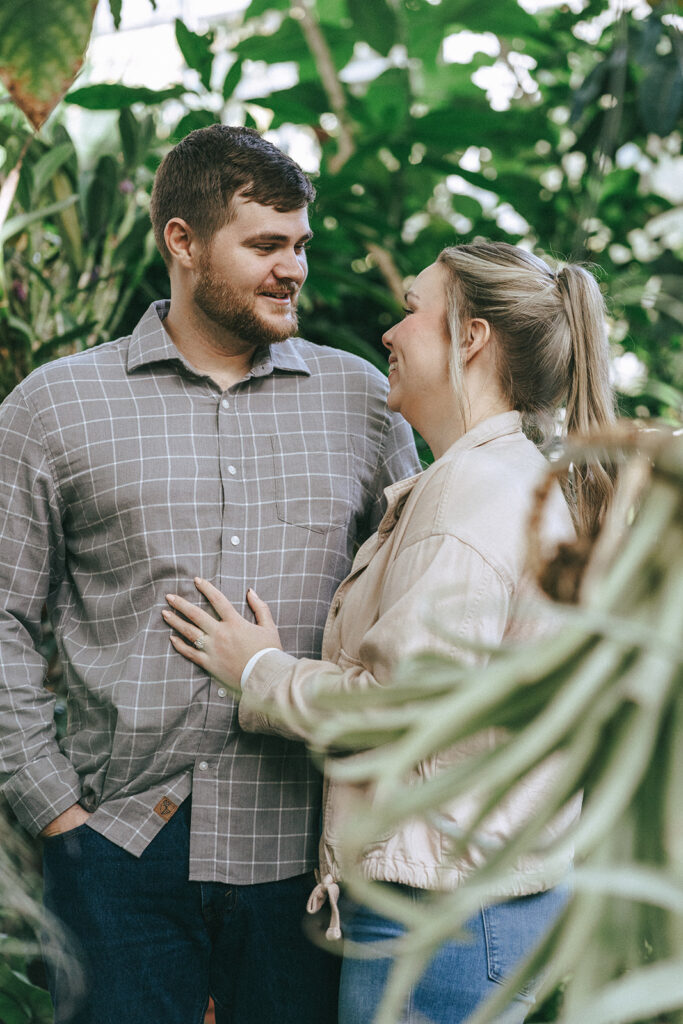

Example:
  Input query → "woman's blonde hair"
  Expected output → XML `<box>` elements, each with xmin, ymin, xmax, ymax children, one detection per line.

<box><xmin>437</xmin><ymin>241</ymin><xmax>616</xmax><ymax>538</ymax></box>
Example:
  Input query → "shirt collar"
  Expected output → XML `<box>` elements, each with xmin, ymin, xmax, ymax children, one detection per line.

<box><xmin>126</xmin><ymin>300</ymin><xmax>311</xmax><ymax>379</ymax></box>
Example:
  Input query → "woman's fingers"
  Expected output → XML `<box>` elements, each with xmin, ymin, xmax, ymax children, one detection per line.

<box><xmin>165</xmin><ymin>592</ymin><xmax>216</xmax><ymax>629</ymax></box>
<box><xmin>169</xmin><ymin>633</ymin><xmax>208</xmax><ymax>667</ymax></box>
<box><xmin>194</xmin><ymin>577</ymin><xmax>234</xmax><ymax>618</ymax></box>
<box><xmin>247</xmin><ymin>588</ymin><xmax>276</xmax><ymax>628</ymax></box>
<box><xmin>161</xmin><ymin>607</ymin><xmax>206</xmax><ymax>645</ymax></box>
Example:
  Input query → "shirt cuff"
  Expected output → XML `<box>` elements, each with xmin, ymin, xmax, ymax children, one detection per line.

<box><xmin>3</xmin><ymin>754</ymin><xmax>83</xmax><ymax>836</ymax></box>
<box><xmin>240</xmin><ymin>648</ymin><xmax>281</xmax><ymax>689</ymax></box>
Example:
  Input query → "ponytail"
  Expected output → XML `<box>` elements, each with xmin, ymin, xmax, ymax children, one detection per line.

<box><xmin>555</xmin><ymin>265</ymin><xmax>617</xmax><ymax>538</ymax></box>
<box><xmin>437</xmin><ymin>242</ymin><xmax>617</xmax><ymax>539</ymax></box>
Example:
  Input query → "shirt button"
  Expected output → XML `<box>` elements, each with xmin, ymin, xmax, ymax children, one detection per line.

<box><xmin>228</xmin><ymin>465</ymin><xmax>237</xmax><ymax>476</ymax></box>
<box><xmin>198</xmin><ymin>761</ymin><xmax>209</xmax><ymax>771</ymax></box>
<box><xmin>230</xmin><ymin>535</ymin><xmax>240</xmax><ymax>546</ymax></box>
<box><xmin>217</xmin><ymin>688</ymin><xmax>227</xmax><ymax>697</ymax></box>
<box><xmin>221</xmin><ymin>398</ymin><xmax>230</xmax><ymax>409</ymax></box>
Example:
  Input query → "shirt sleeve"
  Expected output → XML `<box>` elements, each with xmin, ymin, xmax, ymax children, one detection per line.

<box><xmin>238</xmin><ymin>531</ymin><xmax>511</xmax><ymax>745</ymax></box>
<box><xmin>0</xmin><ymin>387</ymin><xmax>82</xmax><ymax>835</ymax></box>
<box><xmin>365</xmin><ymin>410</ymin><xmax>421</xmax><ymax>534</ymax></box>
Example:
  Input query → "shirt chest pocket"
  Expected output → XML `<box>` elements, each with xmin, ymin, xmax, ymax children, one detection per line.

<box><xmin>270</xmin><ymin>434</ymin><xmax>356</xmax><ymax>534</ymax></box>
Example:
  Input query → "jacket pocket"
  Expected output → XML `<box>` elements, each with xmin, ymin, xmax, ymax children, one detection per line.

<box><xmin>270</xmin><ymin>435</ymin><xmax>355</xmax><ymax>533</ymax></box>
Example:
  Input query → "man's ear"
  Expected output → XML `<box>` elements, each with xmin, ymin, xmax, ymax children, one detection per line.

<box><xmin>164</xmin><ymin>218</ymin><xmax>197</xmax><ymax>268</ymax></box>
<box><xmin>463</xmin><ymin>317</ymin><xmax>491</xmax><ymax>363</ymax></box>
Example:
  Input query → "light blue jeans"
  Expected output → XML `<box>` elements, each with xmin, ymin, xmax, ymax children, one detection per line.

<box><xmin>338</xmin><ymin>884</ymin><xmax>569</xmax><ymax>1024</ymax></box>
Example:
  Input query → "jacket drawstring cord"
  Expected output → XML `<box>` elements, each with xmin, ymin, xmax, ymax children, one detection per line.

<box><xmin>307</xmin><ymin>872</ymin><xmax>342</xmax><ymax>941</ymax></box>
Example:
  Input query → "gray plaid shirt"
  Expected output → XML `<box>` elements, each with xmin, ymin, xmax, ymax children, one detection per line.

<box><xmin>0</xmin><ymin>301</ymin><xmax>419</xmax><ymax>883</ymax></box>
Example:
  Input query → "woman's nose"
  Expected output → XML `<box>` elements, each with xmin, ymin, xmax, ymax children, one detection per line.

<box><xmin>382</xmin><ymin>327</ymin><xmax>394</xmax><ymax>350</ymax></box>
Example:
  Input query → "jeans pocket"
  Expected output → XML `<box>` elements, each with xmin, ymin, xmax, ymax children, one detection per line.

<box><xmin>482</xmin><ymin>888</ymin><xmax>568</xmax><ymax>996</ymax></box>
<box><xmin>42</xmin><ymin>822</ymin><xmax>92</xmax><ymax>842</ymax></box>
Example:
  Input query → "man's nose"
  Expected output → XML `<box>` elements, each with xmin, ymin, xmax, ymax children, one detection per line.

<box><xmin>273</xmin><ymin>249</ymin><xmax>306</xmax><ymax>283</ymax></box>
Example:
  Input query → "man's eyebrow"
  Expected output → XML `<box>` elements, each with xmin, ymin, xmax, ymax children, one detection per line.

<box><xmin>243</xmin><ymin>230</ymin><xmax>314</xmax><ymax>244</ymax></box>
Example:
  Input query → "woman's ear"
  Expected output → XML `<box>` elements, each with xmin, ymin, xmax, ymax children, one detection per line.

<box><xmin>463</xmin><ymin>317</ymin><xmax>491</xmax><ymax>363</ymax></box>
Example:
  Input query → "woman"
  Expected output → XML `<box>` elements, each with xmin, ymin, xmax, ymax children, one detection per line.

<box><xmin>162</xmin><ymin>242</ymin><xmax>616</xmax><ymax>1023</ymax></box>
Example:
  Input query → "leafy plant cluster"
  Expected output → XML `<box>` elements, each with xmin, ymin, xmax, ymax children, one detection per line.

<box><xmin>0</xmin><ymin>0</ymin><xmax>682</xmax><ymax>418</ymax></box>
<box><xmin>304</xmin><ymin>426</ymin><xmax>683</xmax><ymax>1024</ymax></box>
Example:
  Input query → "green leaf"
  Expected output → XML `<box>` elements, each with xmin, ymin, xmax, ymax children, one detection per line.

<box><xmin>266</xmin><ymin>81</ymin><xmax>330</xmax><ymax>129</ymax></box>
<box><xmin>169</xmin><ymin>110</ymin><xmax>219</xmax><ymax>145</ymax></box>
<box><xmin>85</xmin><ymin>154</ymin><xmax>118</xmax><ymax>238</ymax></box>
<box><xmin>245</xmin><ymin>0</ymin><xmax>289</xmax><ymax>17</ymax></box>
<box><xmin>235</xmin><ymin>18</ymin><xmax>309</xmax><ymax>64</ymax></box>
<box><xmin>363</xmin><ymin>69</ymin><xmax>410</xmax><ymax>134</ymax></box>
<box><xmin>107</xmin><ymin>0</ymin><xmax>155</xmax><ymax>25</ymax></box>
<box><xmin>107</xmin><ymin>0</ymin><xmax>123</xmax><ymax>29</ymax></box>
<box><xmin>314</xmin><ymin>0</ymin><xmax>351</xmax><ymax>22</ymax></box>
<box><xmin>347</xmin><ymin>0</ymin><xmax>398</xmax><ymax>55</ymax></box>
<box><xmin>404</xmin><ymin>0</ymin><xmax>544</xmax><ymax>40</ymax></box>
<box><xmin>1</xmin><ymin>196</ymin><xmax>78</xmax><ymax>245</ymax></box>
<box><xmin>564</xmin><ymin>961</ymin><xmax>683</xmax><ymax>1024</ymax></box>
<box><xmin>64</xmin><ymin>83</ymin><xmax>186</xmax><ymax>109</ymax></box>
<box><xmin>235</xmin><ymin>19</ymin><xmax>355</xmax><ymax>81</ymax></box>
<box><xmin>118</xmin><ymin>108</ymin><xmax>139</xmax><ymax>167</ymax></box>
<box><xmin>52</xmin><ymin>169</ymin><xmax>84</xmax><ymax>270</ymax></box>
<box><xmin>570</xmin><ymin>59</ymin><xmax>609</xmax><ymax>125</ymax></box>
<box><xmin>112</xmin><ymin>214</ymin><xmax>154</xmax><ymax>269</ymax></box>
<box><xmin>637</xmin><ymin>54</ymin><xmax>683</xmax><ymax>137</ymax></box>
<box><xmin>31</xmin><ymin>142</ymin><xmax>75</xmax><ymax>199</ymax></box>
<box><xmin>599</xmin><ymin>168</ymin><xmax>639</xmax><ymax>204</ymax></box>
<box><xmin>222</xmin><ymin>58</ymin><xmax>243</xmax><ymax>100</ymax></box>
<box><xmin>175</xmin><ymin>19</ymin><xmax>214</xmax><ymax>91</ymax></box>
<box><xmin>0</xmin><ymin>991</ymin><xmax>28</xmax><ymax>1024</ymax></box>
<box><xmin>35</xmin><ymin>321</ymin><xmax>99</xmax><ymax>362</ymax></box>
<box><xmin>0</xmin><ymin>0</ymin><xmax>98</xmax><ymax>129</ymax></box>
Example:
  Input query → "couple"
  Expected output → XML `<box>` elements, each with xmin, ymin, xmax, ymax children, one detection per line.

<box><xmin>0</xmin><ymin>125</ymin><xmax>614</xmax><ymax>1024</ymax></box>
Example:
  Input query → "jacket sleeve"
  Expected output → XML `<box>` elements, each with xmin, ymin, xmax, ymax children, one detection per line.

<box><xmin>239</xmin><ymin>531</ymin><xmax>511</xmax><ymax>744</ymax></box>
<box><xmin>0</xmin><ymin>387</ymin><xmax>82</xmax><ymax>835</ymax></box>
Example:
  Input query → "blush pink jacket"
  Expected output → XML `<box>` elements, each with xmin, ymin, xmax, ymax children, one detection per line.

<box><xmin>239</xmin><ymin>412</ymin><xmax>581</xmax><ymax>928</ymax></box>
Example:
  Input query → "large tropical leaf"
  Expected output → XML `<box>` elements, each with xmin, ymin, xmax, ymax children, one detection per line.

<box><xmin>0</xmin><ymin>0</ymin><xmax>98</xmax><ymax>129</ymax></box>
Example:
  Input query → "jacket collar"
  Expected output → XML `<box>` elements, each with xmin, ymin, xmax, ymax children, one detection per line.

<box><xmin>377</xmin><ymin>411</ymin><xmax>524</xmax><ymax>538</ymax></box>
<box><xmin>439</xmin><ymin>410</ymin><xmax>523</xmax><ymax>457</ymax></box>
<box><xmin>126</xmin><ymin>300</ymin><xmax>311</xmax><ymax>378</ymax></box>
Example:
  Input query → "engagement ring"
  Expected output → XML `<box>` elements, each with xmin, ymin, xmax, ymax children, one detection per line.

<box><xmin>194</xmin><ymin>633</ymin><xmax>207</xmax><ymax>650</ymax></box>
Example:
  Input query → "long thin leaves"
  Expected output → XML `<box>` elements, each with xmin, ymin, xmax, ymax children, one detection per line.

<box><xmin>305</xmin><ymin>430</ymin><xmax>683</xmax><ymax>1024</ymax></box>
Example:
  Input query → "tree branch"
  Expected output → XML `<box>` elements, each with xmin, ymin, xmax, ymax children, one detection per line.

<box><xmin>296</xmin><ymin>7</ymin><xmax>355</xmax><ymax>174</ymax></box>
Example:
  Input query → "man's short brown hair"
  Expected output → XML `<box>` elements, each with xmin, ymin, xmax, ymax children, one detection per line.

<box><xmin>150</xmin><ymin>124</ymin><xmax>316</xmax><ymax>265</ymax></box>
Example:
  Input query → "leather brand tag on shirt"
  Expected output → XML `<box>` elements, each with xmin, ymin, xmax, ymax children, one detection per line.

<box><xmin>153</xmin><ymin>797</ymin><xmax>179</xmax><ymax>821</ymax></box>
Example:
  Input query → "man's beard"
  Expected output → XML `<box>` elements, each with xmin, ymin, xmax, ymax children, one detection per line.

<box><xmin>193</xmin><ymin>253</ymin><xmax>298</xmax><ymax>349</ymax></box>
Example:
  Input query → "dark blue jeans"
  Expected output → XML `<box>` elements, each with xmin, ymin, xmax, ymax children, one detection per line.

<box><xmin>42</xmin><ymin>800</ymin><xmax>339</xmax><ymax>1024</ymax></box>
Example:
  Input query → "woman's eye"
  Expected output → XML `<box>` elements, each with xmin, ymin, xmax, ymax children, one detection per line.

<box><xmin>402</xmin><ymin>307</ymin><xmax>413</xmax><ymax>316</ymax></box>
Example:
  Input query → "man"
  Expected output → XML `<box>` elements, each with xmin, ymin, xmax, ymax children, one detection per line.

<box><xmin>0</xmin><ymin>125</ymin><xmax>419</xmax><ymax>1024</ymax></box>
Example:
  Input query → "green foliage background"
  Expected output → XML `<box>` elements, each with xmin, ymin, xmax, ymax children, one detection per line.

<box><xmin>0</xmin><ymin>1</ymin><xmax>682</xmax><ymax>1021</ymax></box>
